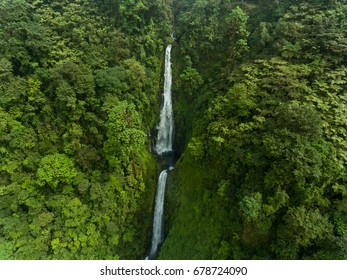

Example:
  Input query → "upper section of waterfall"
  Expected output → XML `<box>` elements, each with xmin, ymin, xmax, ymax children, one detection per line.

<box><xmin>155</xmin><ymin>44</ymin><xmax>174</xmax><ymax>156</ymax></box>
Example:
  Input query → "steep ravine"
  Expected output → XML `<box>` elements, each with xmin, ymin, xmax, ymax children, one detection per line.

<box><xmin>147</xmin><ymin>44</ymin><xmax>175</xmax><ymax>260</ymax></box>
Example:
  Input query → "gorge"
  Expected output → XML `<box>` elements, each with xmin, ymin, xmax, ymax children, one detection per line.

<box><xmin>148</xmin><ymin>44</ymin><xmax>174</xmax><ymax>260</ymax></box>
<box><xmin>0</xmin><ymin>0</ymin><xmax>346</xmax><ymax>261</ymax></box>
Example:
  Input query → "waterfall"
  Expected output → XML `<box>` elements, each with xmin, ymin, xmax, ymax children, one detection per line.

<box><xmin>147</xmin><ymin>44</ymin><xmax>174</xmax><ymax>260</ymax></box>
<box><xmin>155</xmin><ymin>44</ymin><xmax>174</xmax><ymax>155</ymax></box>
<box><xmin>148</xmin><ymin>170</ymin><xmax>168</xmax><ymax>259</ymax></box>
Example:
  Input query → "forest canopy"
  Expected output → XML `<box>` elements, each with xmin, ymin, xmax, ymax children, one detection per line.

<box><xmin>0</xmin><ymin>0</ymin><xmax>171</xmax><ymax>259</ymax></box>
<box><xmin>1</xmin><ymin>0</ymin><xmax>347</xmax><ymax>260</ymax></box>
<box><xmin>160</xmin><ymin>0</ymin><xmax>347</xmax><ymax>260</ymax></box>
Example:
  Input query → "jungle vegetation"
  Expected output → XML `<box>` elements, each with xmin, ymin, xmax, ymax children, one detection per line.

<box><xmin>1</xmin><ymin>0</ymin><xmax>347</xmax><ymax>260</ymax></box>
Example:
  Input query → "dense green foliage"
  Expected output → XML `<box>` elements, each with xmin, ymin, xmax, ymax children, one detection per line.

<box><xmin>1</xmin><ymin>0</ymin><xmax>347</xmax><ymax>260</ymax></box>
<box><xmin>0</xmin><ymin>0</ymin><xmax>173</xmax><ymax>259</ymax></box>
<box><xmin>161</xmin><ymin>0</ymin><xmax>347</xmax><ymax>259</ymax></box>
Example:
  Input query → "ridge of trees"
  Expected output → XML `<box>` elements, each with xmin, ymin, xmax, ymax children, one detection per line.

<box><xmin>0</xmin><ymin>0</ymin><xmax>173</xmax><ymax>259</ymax></box>
<box><xmin>160</xmin><ymin>0</ymin><xmax>347</xmax><ymax>259</ymax></box>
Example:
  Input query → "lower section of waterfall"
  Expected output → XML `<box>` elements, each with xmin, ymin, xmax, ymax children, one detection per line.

<box><xmin>147</xmin><ymin>169</ymin><xmax>168</xmax><ymax>260</ymax></box>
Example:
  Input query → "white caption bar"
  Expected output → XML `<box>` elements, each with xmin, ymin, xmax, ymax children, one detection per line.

<box><xmin>0</xmin><ymin>260</ymin><xmax>346</xmax><ymax>280</ymax></box>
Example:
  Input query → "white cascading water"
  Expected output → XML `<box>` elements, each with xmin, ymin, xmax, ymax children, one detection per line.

<box><xmin>148</xmin><ymin>44</ymin><xmax>174</xmax><ymax>259</ymax></box>
<box><xmin>148</xmin><ymin>170</ymin><xmax>168</xmax><ymax>259</ymax></box>
<box><xmin>155</xmin><ymin>44</ymin><xmax>174</xmax><ymax>155</ymax></box>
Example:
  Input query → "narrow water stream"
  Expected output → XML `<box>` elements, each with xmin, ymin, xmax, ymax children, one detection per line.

<box><xmin>147</xmin><ymin>44</ymin><xmax>174</xmax><ymax>260</ymax></box>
